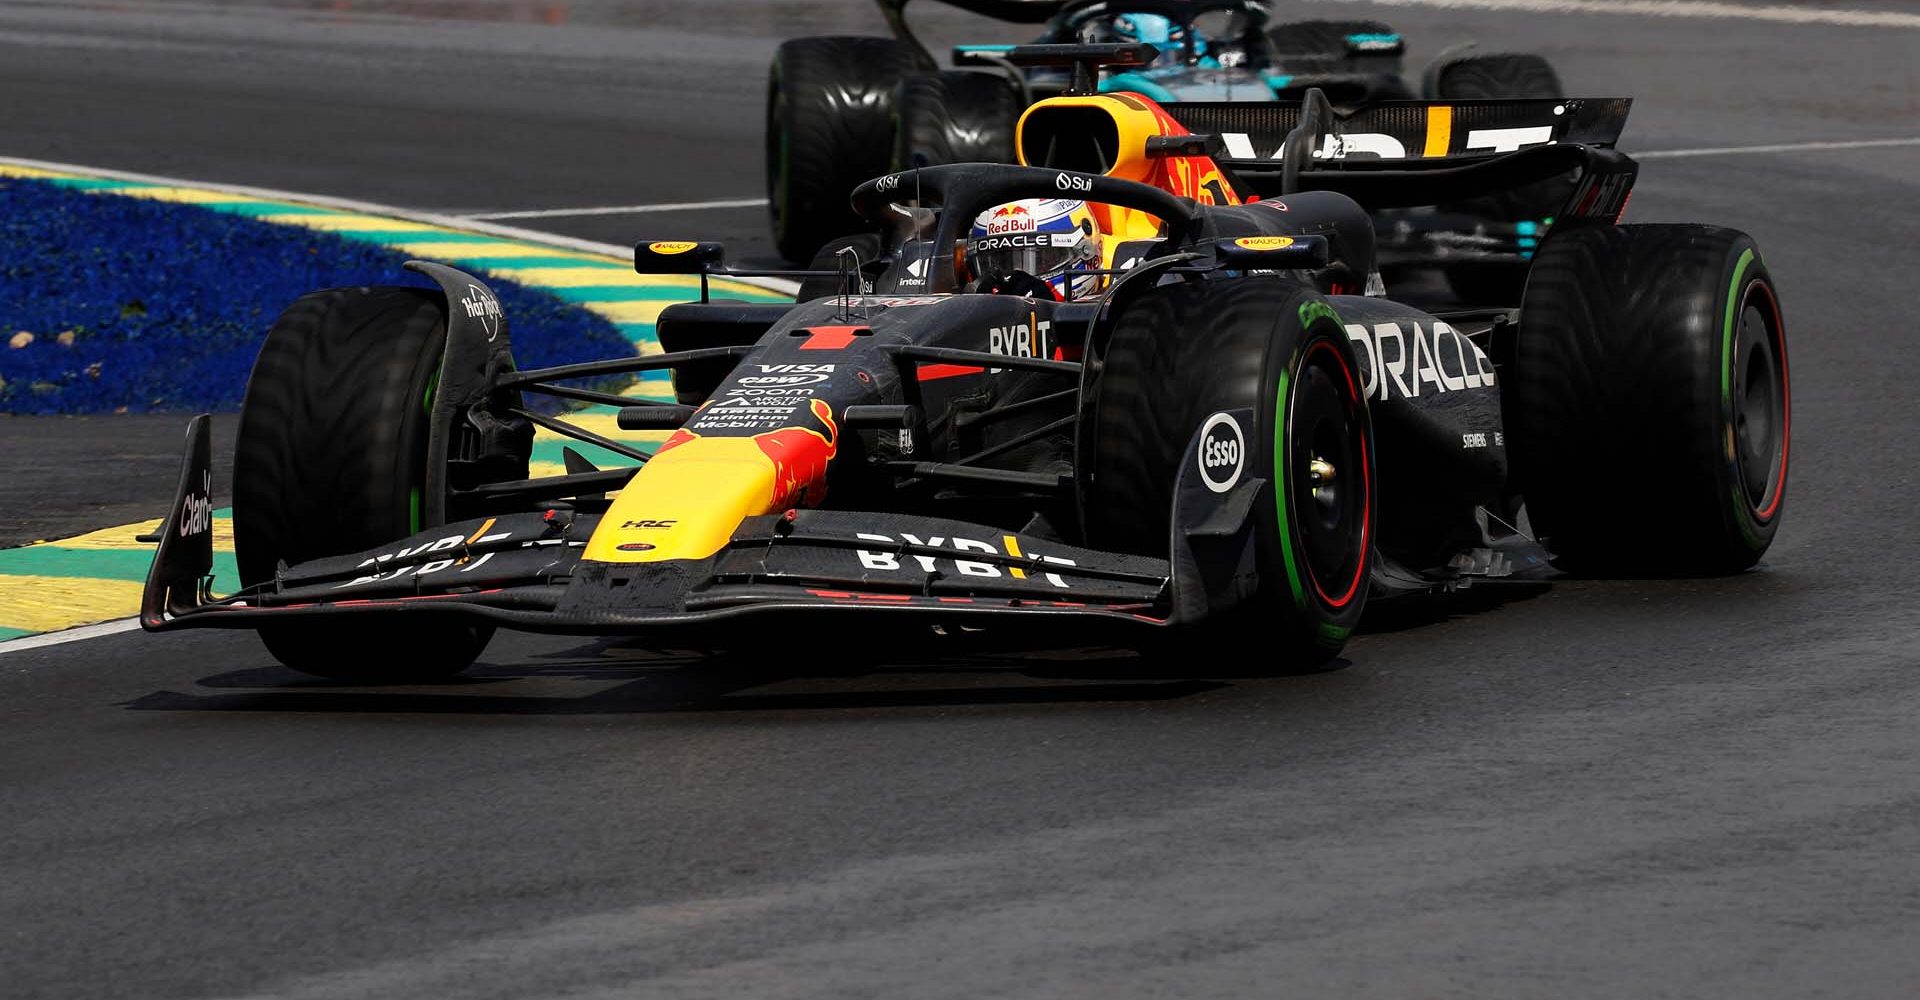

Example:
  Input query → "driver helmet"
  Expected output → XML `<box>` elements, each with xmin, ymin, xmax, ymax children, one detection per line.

<box><xmin>965</xmin><ymin>198</ymin><xmax>1103</xmax><ymax>300</ymax></box>
<box><xmin>1085</xmin><ymin>13</ymin><xmax>1203</xmax><ymax>59</ymax></box>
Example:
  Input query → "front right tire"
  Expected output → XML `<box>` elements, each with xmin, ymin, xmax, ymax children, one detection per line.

<box><xmin>1087</xmin><ymin>277</ymin><xmax>1375</xmax><ymax>668</ymax></box>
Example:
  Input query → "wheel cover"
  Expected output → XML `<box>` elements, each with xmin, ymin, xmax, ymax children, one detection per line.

<box><xmin>1287</xmin><ymin>338</ymin><xmax>1371</xmax><ymax>609</ymax></box>
<box><xmin>1727</xmin><ymin>278</ymin><xmax>1788</xmax><ymax>521</ymax></box>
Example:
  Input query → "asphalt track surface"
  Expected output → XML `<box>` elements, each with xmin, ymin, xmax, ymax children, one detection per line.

<box><xmin>3</xmin><ymin>1</ymin><xmax>1919</xmax><ymax>996</ymax></box>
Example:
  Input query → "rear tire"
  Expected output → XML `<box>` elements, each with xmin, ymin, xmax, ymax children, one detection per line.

<box><xmin>766</xmin><ymin>36</ymin><xmax>916</xmax><ymax>263</ymax></box>
<box><xmin>1088</xmin><ymin>278</ymin><xmax>1375</xmax><ymax>669</ymax></box>
<box><xmin>234</xmin><ymin>286</ymin><xmax>493</xmax><ymax>681</ymax></box>
<box><xmin>1427</xmin><ymin>52</ymin><xmax>1566</xmax><ymax>305</ymax></box>
<box><xmin>1509</xmin><ymin>224</ymin><xmax>1789</xmax><ymax>574</ymax></box>
<box><xmin>892</xmin><ymin>70</ymin><xmax>1021</xmax><ymax>171</ymax></box>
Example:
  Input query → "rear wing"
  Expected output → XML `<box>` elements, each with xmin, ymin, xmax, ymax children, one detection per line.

<box><xmin>1165</xmin><ymin>92</ymin><xmax>1639</xmax><ymax>222</ymax></box>
<box><xmin>1161</xmin><ymin>97</ymin><xmax>1632</xmax><ymax>168</ymax></box>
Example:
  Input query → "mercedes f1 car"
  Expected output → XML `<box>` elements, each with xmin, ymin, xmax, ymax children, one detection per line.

<box><xmin>769</xmin><ymin>0</ymin><xmax>1566</xmax><ymax>301</ymax></box>
<box><xmin>143</xmin><ymin>52</ymin><xmax>1789</xmax><ymax>680</ymax></box>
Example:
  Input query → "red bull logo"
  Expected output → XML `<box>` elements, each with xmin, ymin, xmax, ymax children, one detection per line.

<box><xmin>984</xmin><ymin>203</ymin><xmax>1037</xmax><ymax>236</ymax></box>
<box><xmin>756</xmin><ymin>397</ymin><xmax>839</xmax><ymax>508</ymax></box>
<box><xmin>650</xmin><ymin>398</ymin><xmax>840</xmax><ymax>507</ymax></box>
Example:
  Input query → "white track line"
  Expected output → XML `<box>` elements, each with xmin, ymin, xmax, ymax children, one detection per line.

<box><xmin>462</xmin><ymin>198</ymin><xmax>768</xmax><ymax>221</ymax></box>
<box><xmin>0</xmin><ymin>618</ymin><xmax>142</xmax><ymax>656</ymax></box>
<box><xmin>1313</xmin><ymin>0</ymin><xmax>1920</xmax><ymax>28</ymax></box>
<box><xmin>1635</xmin><ymin>136</ymin><xmax>1920</xmax><ymax>159</ymax></box>
<box><xmin>0</xmin><ymin>155</ymin><xmax>799</xmax><ymax>293</ymax></box>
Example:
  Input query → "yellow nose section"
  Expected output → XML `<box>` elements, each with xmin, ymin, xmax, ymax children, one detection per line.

<box><xmin>584</xmin><ymin>438</ymin><xmax>779</xmax><ymax>563</ymax></box>
<box><xmin>583</xmin><ymin>404</ymin><xmax>840</xmax><ymax>564</ymax></box>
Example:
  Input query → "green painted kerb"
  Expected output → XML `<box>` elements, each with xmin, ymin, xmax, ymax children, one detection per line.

<box><xmin>1721</xmin><ymin>248</ymin><xmax>1756</xmax><ymax>407</ymax></box>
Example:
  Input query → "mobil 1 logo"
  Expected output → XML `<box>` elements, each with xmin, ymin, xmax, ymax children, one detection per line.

<box><xmin>1197</xmin><ymin>411</ymin><xmax>1245</xmax><ymax>494</ymax></box>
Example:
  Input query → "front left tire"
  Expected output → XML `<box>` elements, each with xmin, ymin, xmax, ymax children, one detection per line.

<box><xmin>234</xmin><ymin>286</ymin><xmax>493</xmax><ymax>681</ymax></box>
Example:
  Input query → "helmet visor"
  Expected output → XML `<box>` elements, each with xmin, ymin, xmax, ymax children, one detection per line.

<box><xmin>968</xmin><ymin>231</ymin><xmax>1093</xmax><ymax>285</ymax></box>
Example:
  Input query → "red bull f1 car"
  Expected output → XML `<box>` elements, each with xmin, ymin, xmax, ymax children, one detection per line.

<box><xmin>143</xmin><ymin>51</ymin><xmax>1789</xmax><ymax>680</ymax></box>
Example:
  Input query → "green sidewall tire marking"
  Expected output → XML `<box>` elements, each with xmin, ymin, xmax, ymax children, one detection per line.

<box><xmin>1718</xmin><ymin>246</ymin><xmax>1774</xmax><ymax>545</ymax></box>
<box><xmin>1274</xmin><ymin>363</ymin><xmax>1305</xmax><ymax>610</ymax></box>
<box><xmin>1720</xmin><ymin>247</ymin><xmax>1756</xmax><ymax>409</ymax></box>
<box><xmin>1274</xmin><ymin>299</ymin><xmax>1348</xmax><ymax>612</ymax></box>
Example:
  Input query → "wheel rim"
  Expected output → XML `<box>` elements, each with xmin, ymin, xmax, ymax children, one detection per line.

<box><xmin>1289</xmin><ymin>339</ymin><xmax>1370</xmax><ymax>609</ymax></box>
<box><xmin>1730</xmin><ymin>282</ymin><xmax>1787</xmax><ymax>519</ymax></box>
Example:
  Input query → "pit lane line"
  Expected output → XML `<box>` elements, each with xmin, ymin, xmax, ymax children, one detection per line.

<box><xmin>1316</xmin><ymin>0</ymin><xmax>1920</xmax><ymax>29</ymax></box>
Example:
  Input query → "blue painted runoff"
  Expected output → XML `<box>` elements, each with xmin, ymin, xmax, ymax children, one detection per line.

<box><xmin>0</xmin><ymin>177</ymin><xmax>631</xmax><ymax>414</ymax></box>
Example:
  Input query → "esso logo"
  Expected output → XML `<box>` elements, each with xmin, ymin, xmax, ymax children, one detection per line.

<box><xmin>1197</xmin><ymin>412</ymin><xmax>1246</xmax><ymax>494</ymax></box>
<box><xmin>1055</xmin><ymin>172</ymin><xmax>1094</xmax><ymax>194</ymax></box>
<box><xmin>647</xmin><ymin>241</ymin><xmax>698</xmax><ymax>254</ymax></box>
<box><xmin>1204</xmin><ymin>436</ymin><xmax>1239</xmax><ymax>468</ymax></box>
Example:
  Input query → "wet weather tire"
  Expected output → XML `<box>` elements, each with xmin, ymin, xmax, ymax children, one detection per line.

<box><xmin>767</xmin><ymin>36</ymin><xmax>916</xmax><ymax>262</ymax></box>
<box><xmin>892</xmin><ymin>70</ymin><xmax>1021</xmax><ymax>171</ymax></box>
<box><xmin>1509</xmin><ymin>224</ymin><xmax>1789</xmax><ymax>574</ymax></box>
<box><xmin>1088</xmin><ymin>277</ymin><xmax>1375</xmax><ymax>668</ymax></box>
<box><xmin>234</xmin><ymin>286</ymin><xmax>493</xmax><ymax>681</ymax></box>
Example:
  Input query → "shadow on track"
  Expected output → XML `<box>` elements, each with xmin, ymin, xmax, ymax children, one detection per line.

<box><xmin>119</xmin><ymin>583</ymin><xmax>1578</xmax><ymax>716</ymax></box>
<box><xmin>121</xmin><ymin>640</ymin><xmax>1242</xmax><ymax>716</ymax></box>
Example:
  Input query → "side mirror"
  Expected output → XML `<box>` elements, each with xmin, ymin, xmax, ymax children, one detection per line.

<box><xmin>634</xmin><ymin>240</ymin><xmax>725</xmax><ymax>274</ymax></box>
<box><xmin>1213</xmin><ymin>235</ymin><xmax>1330</xmax><ymax>270</ymax></box>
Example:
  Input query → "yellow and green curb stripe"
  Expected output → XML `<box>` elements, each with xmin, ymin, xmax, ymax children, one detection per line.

<box><xmin>0</xmin><ymin>511</ymin><xmax>236</xmax><ymax>641</ymax></box>
<box><xmin>0</xmin><ymin>162</ymin><xmax>790</xmax><ymax>643</ymax></box>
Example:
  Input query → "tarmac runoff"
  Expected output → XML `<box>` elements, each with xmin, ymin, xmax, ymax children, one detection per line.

<box><xmin>0</xmin><ymin>159</ymin><xmax>790</xmax><ymax>645</ymax></box>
